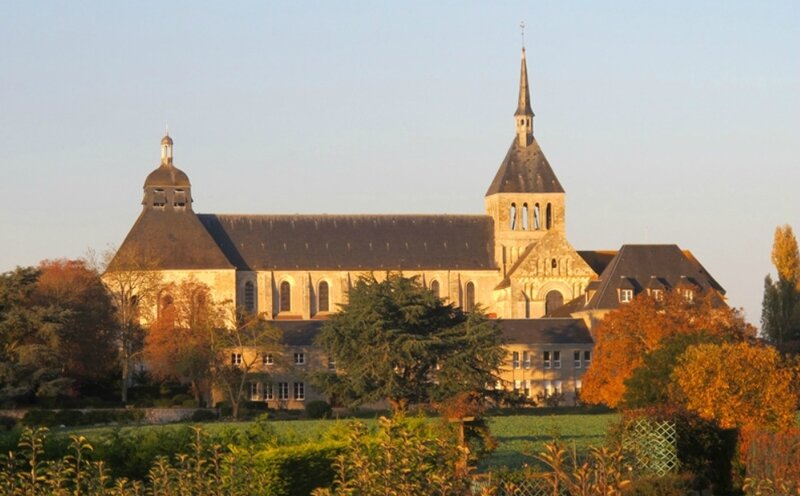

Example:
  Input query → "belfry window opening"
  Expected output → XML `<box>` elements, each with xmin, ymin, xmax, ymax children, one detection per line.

<box><xmin>546</xmin><ymin>203</ymin><xmax>553</xmax><ymax>230</ymax></box>
<box><xmin>509</xmin><ymin>203</ymin><xmax>517</xmax><ymax>230</ymax></box>
<box><xmin>521</xmin><ymin>203</ymin><xmax>529</xmax><ymax>230</ymax></box>
<box><xmin>533</xmin><ymin>203</ymin><xmax>541</xmax><ymax>230</ymax></box>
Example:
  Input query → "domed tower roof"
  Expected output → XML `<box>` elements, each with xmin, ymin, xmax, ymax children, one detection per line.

<box><xmin>142</xmin><ymin>134</ymin><xmax>194</xmax><ymax>211</ymax></box>
<box><xmin>143</xmin><ymin>133</ymin><xmax>190</xmax><ymax>187</ymax></box>
<box><xmin>143</xmin><ymin>164</ymin><xmax>191</xmax><ymax>188</ymax></box>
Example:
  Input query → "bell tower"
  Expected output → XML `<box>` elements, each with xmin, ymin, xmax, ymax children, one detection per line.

<box><xmin>485</xmin><ymin>47</ymin><xmax>566</xmax><ymax>276</ymax></box>
<box><xmin>142</xmin><ymin>133</ymin><xmax>194</xmax><ymax>212</ymax></box>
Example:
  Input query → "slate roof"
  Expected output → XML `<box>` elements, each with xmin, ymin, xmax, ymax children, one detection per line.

<box><xmin>144</xmin><ymin>163</ymin><xmax>191</xmax><ymax>188</ymax></box>
<box><xmin>498</xmin><ymin>318</ymin><xmax>593</xmax><ymax>345</ymax></box>
<box><xmin>107</xmin><ymin>210</ymin><xmax>233</xmax><ymax>271</ymax></box>
<box><xmin>485</xmin><ymin>137</ymin><xmax>564</xmax><ymax>195</ymax></box>
<box><xmin>582</xmin><ymin>244</ymin><xmax>725</xmax><ymax>311</ymax></box>
<box><xmin>577</xmin><ymin>250</ymin><xmax>617</xmax><ymax>276</ymax></box>
<box><xmin>267</xmin><ymin>318</ymin><xmax>593</xmax><ymax>347</ymax></box>
<box><xmin>197</xmin><ymin>214</ymin><xmax>497</xmax><ymax>271</ymax></box>
<box><xmin>270</xmin><ymin>320</ymin><xmax>323</xmax><ymax>346</ymax></box>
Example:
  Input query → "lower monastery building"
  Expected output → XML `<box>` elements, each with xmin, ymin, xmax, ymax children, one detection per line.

<box><xmin>108</xmin><ymin>48</ymin><xmax>726</xmax><ymax>408</ymax></box>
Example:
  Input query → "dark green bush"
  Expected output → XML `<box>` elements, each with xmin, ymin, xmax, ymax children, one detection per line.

<box><xmin>255</xmin><ymin>442</ymin><xmax>343</xmax><ymax>496</ymax></box>
<box><xmin>0</xmin><ymin>416</ymin><xmax>18</xmax><ymax>431</ymax></box>
<box><xmin>172</xmin><ymin>393</ymin><xmax>193</xmax><ymax>406</ymax></box>
<box><xmin>305</xmin><ymin>400</ymin><xmax>332</xmax><ymax>419</ymax></box>
<box><xmin>22</xmin><ymin>409</ymin><xmax>58</xmax><ymax>426</ymax></box>
<box><xmin>191</xmin><ymin>409</ymin><xmax>218</xmax><ymax>422</ymax></box>
<box><xmin>623</xmin><ymin>473</ymin><xmax>695</xmax><ymax>496</ymax></box>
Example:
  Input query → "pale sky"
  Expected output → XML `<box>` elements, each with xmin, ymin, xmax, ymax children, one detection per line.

<box><xmin>1</xmin><ymin>1</ymin><xmax>798</xmax><ymax>326</ymax></box>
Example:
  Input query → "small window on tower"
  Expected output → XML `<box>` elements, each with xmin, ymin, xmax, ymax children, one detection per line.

<box><xmin>546</xmin><ymin>203</ymin><xmax>553</xmax><ymax>230</ymax></box>
<box><xmin>533</xmin><ymin>203</ymin><xmax>541</xmax><ymax>230</ymax></box>
<box><xmin>521</xmin><ymin>203</ymin><xmax>529</xmax><ymax>230</ymax></box>
<box><xmin>509</xmin><ymin>203</ymin><xmax>517</xmax><ymax>230</ymax></box>
<box><xmin>173</xmin><ymin>189</ymin><xmax>186</xmax><ymax>208</ymax></box>
<box><xmin>153</xmin><ymin>189</ymin><xmax>166</xmax><ymax>208</ymax></box>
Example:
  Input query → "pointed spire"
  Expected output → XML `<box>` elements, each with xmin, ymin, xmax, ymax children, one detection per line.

<box><xmin>514</xmin><ymin>46</ymin><xmax>534</xmax><ymax>146</ymax></box>
<box><xmin>515</xmin><ymin>48</ymin><xmax>534</xmax><ymax>118</ymax></box>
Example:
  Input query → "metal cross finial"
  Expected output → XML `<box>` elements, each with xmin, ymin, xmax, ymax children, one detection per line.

<box><xmin>520</xmin><ymin>21</ymin><xmax>526</xmax><ymax>48</ymax></box>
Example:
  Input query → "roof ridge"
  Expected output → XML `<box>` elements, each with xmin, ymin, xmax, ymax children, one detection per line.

<box><xmin>199</xmin><ymin>213</ymin><xmax>492</xmax><ymax>220</ymax></box>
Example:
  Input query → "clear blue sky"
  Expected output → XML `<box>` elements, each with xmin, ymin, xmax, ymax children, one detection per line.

<box><xmin>1</xmin><ymin>1</ymin><xmax>798</xmax><ymax>326</ymax></box>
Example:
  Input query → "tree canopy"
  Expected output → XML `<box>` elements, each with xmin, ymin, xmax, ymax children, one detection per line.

<box><xmin>314</xmin><ymin>274</ymin><xmax>504</xmax><ymax>411</ymax></box>
<box><xmin>0</xmin><ymin>260</ymin><xmax>116</xmax><ymax>405</ymax></box>
<box><xmin>671</xmin><ymin>342</ymin><xmax>799</xmax><ymax>429</ymax></box>
<box><xmin>581</xmin><ymin>290</ymin><xmax>754</xmax><ymax>408</ymax></box>
<box><xmin>762</xmin><ymin>225</ymin><xmax>800</xmax><ymax>345</ymax></box>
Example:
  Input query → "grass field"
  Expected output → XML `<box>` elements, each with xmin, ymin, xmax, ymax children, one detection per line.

<box><xmin>57</xmin><ymin>411</ymin><xmax>618</xmax><ymax>472</ymax></box>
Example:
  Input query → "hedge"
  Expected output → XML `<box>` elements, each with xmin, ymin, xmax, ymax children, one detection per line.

<box><xmin>255</xmin><ymin>442</ymin><xmax>344</xmax><ymax>496</ymax></box>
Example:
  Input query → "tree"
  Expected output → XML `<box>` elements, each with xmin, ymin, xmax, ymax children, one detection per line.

<box><xmin>144</xmin><ymin>279</ymin><xmax>220</xmax><ymax>405</ymax></box>
<box><xmin>34</xmin><ymin>259</ymin><xmax>116</xmax><ymax>384</ymax></box>
<box><xmin>314</xmin><ymin>273</ymin><xmax>504</xmax><ymax>412</ymax></box>
<box><xmin>621</xmin><ymin>331</ymin><xmax>727</xmax><ymax>409</ymax></box>
<box><xmin>209</xmin><ymin>309</ymin><xmax>282</xmax><ymax>419</ymax></box>
<box><xmin>581</xmin><ymin>290</ymin><xmax>754</xmax><ymax>408</ymax></box>
<box><xmin>99</xmin><ymin>248</ymin><xmax>162</xmax><ymax>403</ymax></box>
<box><xmin>670</xmin><ymin>342</ymin><xmax>798</xmax><ymax>429</ymax></box>
<box><xmin>761</xmin><ymin>225</ymin><xmax>800</xmax><ymax>345</ymax></box>
<box><xmin>0</xmin><ymin>267</ymin><xmax>68</xmax><ymax>405</ymax></box>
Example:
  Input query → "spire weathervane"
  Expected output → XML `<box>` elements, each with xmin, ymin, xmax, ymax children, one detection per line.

<box><xmin>520</xmin><ymin>21</ymin><xmax>526</xmax><ymax>49</ymax></box>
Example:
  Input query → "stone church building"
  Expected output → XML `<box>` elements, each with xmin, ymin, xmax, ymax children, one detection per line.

<box><xmin>108</xmin><ymin>48</ymin><xmax>725</xmax><ymax>408</ymax></box>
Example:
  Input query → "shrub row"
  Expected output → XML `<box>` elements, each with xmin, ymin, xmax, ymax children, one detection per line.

<box><xmin>21</xmin><ymin>409</ymin><xmax>145</xmax><ymax>427</ymax></box>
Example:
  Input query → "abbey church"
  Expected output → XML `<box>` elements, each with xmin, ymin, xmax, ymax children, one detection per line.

<box><xmin>108</xmin><ymin>48</ymin><xmax>725</xmax><ymax>406</ymax></box>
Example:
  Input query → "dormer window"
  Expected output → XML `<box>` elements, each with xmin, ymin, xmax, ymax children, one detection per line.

<box><xmin>153</xmin><ymin>189</ymin><xmax>166</xmax><ymax>208</ymax></box>
<box><xmin>173</xmin><ymin>189</ymin><xmax>186</xmax><ymax>208</ymax></box>
<box><xmin>683</xmin><ymin>289</ymin><xmax>694</xmax><ymax>302</ymax></box>
<box><xmin>651</xmin><ymin>289</ymin><xmax>664</xmax><ymax>301</ymax></box>
<box><xmin>620</xmin><ymin>289</ymin><xmax>634</xmax><ymax>303</ymax></box>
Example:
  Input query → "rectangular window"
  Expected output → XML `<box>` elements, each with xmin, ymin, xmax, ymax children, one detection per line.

<box><xmin>543</xmin><ymin>351</ymin><xmax>551</xmax><ymax>369</ymax></box>
<box><xmin>574</xmin><ymin>350</ymin><xmax>581</xmax><ymax>368</ymax></box>
<box><xmin>553</xmin><ymin>351</ymin><xmax>561</xmax><ymax>369</ymax></box>
<box><xmin>575</xmin><ymin>379</ymin><xmax>582</xmax><ymax>393</ymax></box>
<box><xmin>584</xmin><ymin>350</ymin><xmax>592</xmax><ymax>367</ymax></box>
<box><xmin>543</xmin><ymin>380</ymin><xmax>552</xmax><ymax>396</ymax></box>
<box><xmin>264</xmin><ymin>383</ymin><xmax>274</xmax><ymax>400</ymax></box>
<box><xmin>249</xmin><ymin>382</ymin><xmax>259</xmax><ymax>401</ymax></box>
<box><xmin>514</xmin><ymin>380</ymin><xmax>522</xmax><ymax>393</ymax></box>
<box><xmin>652</xmin><ymin>289</ymin><xmax>664</xmax><ymax>301</ymax></box>
<box><xmin>327</xmin><ymin>358</ymin><xmax>336</xmax><ymax>371</ymax></box>
<box><xmin>524</xmin><ymin>379</ymin><xmax>531</xmax><ymax>398</ymax></box>
<box><xmin>523</xmin><ymin>351</ymin><xmax>531</xmax><ymax>369</ymax></box>
<box><xmin>278</xmin><ymin>382</ymin><xmax>289</xmax><ymax>400</ymax></box>
<box><xmin>512</xmin><ymin>351</ymin><xmax>520</xmax><ymax>369</ymax></box>
<box><xmin>263</xmin><ymin>353</ymin><xmax>273</xmax><ymax>365</ymax></box>
<box><xmin>294</xmin><ymin>352</ymin><xmax>305</xmax><ymax>365</ymax></box>
<box><xmin>293</xmin><ymin>382</ymin><xmax>305</xmax><ymax>401</ymax></box>
<box><xmin>684</xmin><ymin>289</ymin><xmax>694</xmax><ymax>302</ymax></box>
<box><xmin>620</xmin><ymin>289</ymin><xmax>633</xmax><ymax>303</ymax></box>
<box><xmin>495</xmin><ymin>380</ymin><xmax>502</xmax><ymax>390</ymax></box>
<box><xmin>231</xmin><ymin>353</ymin><xmax>242</xmax><ymax>366</ymax></box>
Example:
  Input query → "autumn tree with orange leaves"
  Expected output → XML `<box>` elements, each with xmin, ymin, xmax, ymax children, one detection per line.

<box><xmin>671</xmin><ymin>342</ymin><xmax>798</xmax><ymax>429</ymax></box>
<box><xmin>145</xmin><ymin>279</ymin><xmax>222</xmax><ymax>406</ymax></box>
<box><xmin>581</xmin><ymin>290</ymin><xmax>754</xmax><ymax>407</ymax></box>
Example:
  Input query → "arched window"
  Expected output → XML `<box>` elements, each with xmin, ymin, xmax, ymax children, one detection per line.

<box><xmin>509</xmin><ymin>203</ymin><xmax>517</xmax><ymax>230</ymax></box>
<box><xmin>545</xmin><ymin>290</ymin><xmax>564</xmax><ymax>315</ymax></box>
<box><xmin>545</xmin><ymin>203</ymin><xmax>553</xmax><ymax>230</ymax></box>
<box><xmin>533</xmin><ymin>203</ymin><xmax>541</xmax><ymax>230</ymax></box>
<box><xmin>280</xmin><ymin>281</ymin><xmax>291</xmax><ymax>312</ymax></box>
<box><xmin>244</xmin><ymin>281</ymin><xmax>255</xmax><ymax>313</ymax></box>
<box><xmin>318</xmin><ymin>281</ymin><xmax>330</xmax><ymax>312</ymax></box>
<box><xmin>430</xmin><ymin>280</ymin><xmax>440</xmax><ymax>299</ymax></box>
<box><xmin>465</xmin><ymin>282</ymin><xmax>475</xmax><ymax>312</ymax></box>
<box><xmin>551</xmin><ymin>258</ymin><xmax>558</xmax><ymax>269</ymax></box>
<box><xmin>521</xmin><ymin>203</ymin><xmax>529</xmax><ymax>230</ymax></box>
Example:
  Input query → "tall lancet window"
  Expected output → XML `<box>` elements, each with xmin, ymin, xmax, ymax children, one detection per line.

<box><xmin>533</xmin><ymin>203</ymin><xmax>541</xmax><ymax>230</ymax></box>
<box><xmin>244</xmin><ymin>281</ymin><xmax>255</xmax><ymax>313</ymax></box>
<box><xmin>318</xmin><ymin>281</ymin><xmax>330</xmax><ymax>313</ymax></box>
<box><xmin>509</xmin><ymin>203</ymin><xmax>517</xmax><ymax>230</ymax></box>
<box><xmin>280</xmin><ymin>281</ymin><xmax>291</xmax><ymax>312</ymax></box>
<box><xmin>430</xmin><ymin>280</ymin><xmax>440</xmax><ymax>299</ymax></box>
<box><xmin>546</xmin><ymin>203</ymin><xmax>553</xmax><ymax>230</ymax></box>
<box><xmin>521</xmin><ymin>203</ymin><xmax>529</xmax><ymax>230</ymax></box>
<box><xmin>465</xmin><ymin>282</ymin><xmax>476</xmax><ymax>312</ymax></box>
